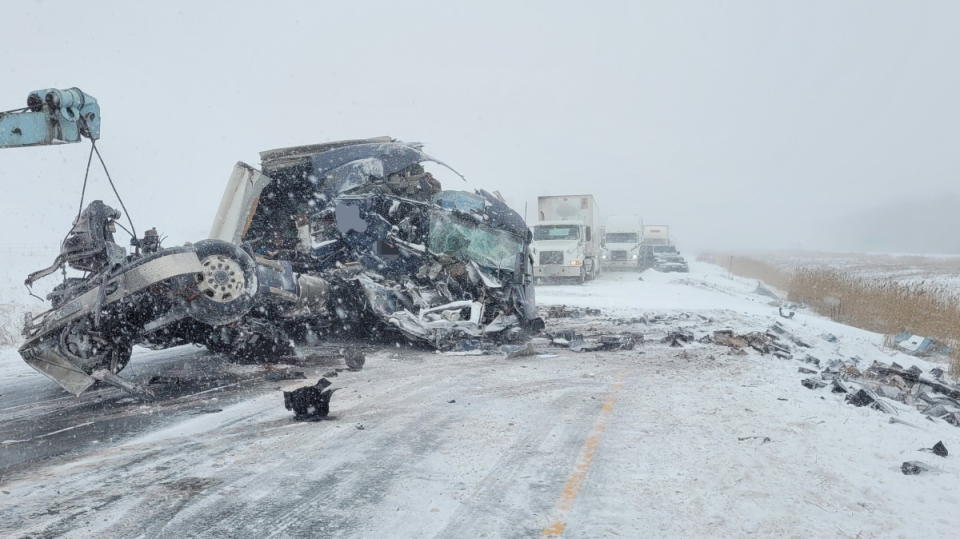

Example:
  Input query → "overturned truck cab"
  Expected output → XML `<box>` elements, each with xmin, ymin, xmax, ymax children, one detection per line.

<box><xmin>20</xmin><ymin>137</ymin><xmax>542</xmax><ymax>395</ymax></box>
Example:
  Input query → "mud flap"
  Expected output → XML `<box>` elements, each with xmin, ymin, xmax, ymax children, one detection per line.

<box><xmin>20</xmin><ymin>344</ymin><xmax>97</xmax><ymax>396</ymax></box>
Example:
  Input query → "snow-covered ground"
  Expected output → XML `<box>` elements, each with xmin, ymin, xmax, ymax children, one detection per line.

<box><xmin>1</xmin><ymin>262</ymin><xmax>958</xmax><ymax>538</ymax></box>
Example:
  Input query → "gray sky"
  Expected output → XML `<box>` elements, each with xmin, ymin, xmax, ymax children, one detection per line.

<box><xmin>1</xmin><ymin>0</ymin><xmax>959</xmax><ymax>256</ymax></box>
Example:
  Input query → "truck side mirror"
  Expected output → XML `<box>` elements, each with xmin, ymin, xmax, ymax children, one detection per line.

<box><xmin>585</xmin><ymin>226</ymin><xmax>592</xmax><ymax>242</ymax></box>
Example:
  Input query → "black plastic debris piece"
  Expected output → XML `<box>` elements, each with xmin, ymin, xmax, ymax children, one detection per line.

<box><xmin>343</xmin><ymin>348</ymin><xmax>365</xmax><ymax>370</ymax></box>
<box><xmin>803</xmin><ymin>355</ymin><xmax>821</xmax><ymax>368</ymax></box>
<box><xmin>846</xmin><ymin>389</ymin><xmax>876</xmax><ymax>407</ymax></box>
<box><xmin>932</xmin><ymin>441</ymin><xmax>948</xmax><ymax>457</ymax></box>
<box><xmin>831</xmin><ymin>378</ymin><xmax>849</xmax><ymax>394</ymax></box>
<box><xmin>148</xmin><ymin>375</ymin><xmax>183</xmax><ymax>385</ymax></box>
<box><xmin>663</xmin><ymin>330</ymin><xmax>694</xmax><ymax>347</ymax></box>
<box><xmin>901</xmin><ymin>461</ymin><xmax>929</xmax><ymax>475</ymax></box>
<box><xmin>802</xmin><ymin>377</ymin><xmax>828</xmax><ymax>390</ymax></box>
<box><xmin>322</xmin><ymin>370</ymin><xmax>339</xmax><ymax>378</ymax></box>
<box><xmin>284</xmin><ymin>378</ymin><xmax>337</xmax><ymax>421</ymax></box>
<box><xmin>447</xmin><ymin>399</ymin><xmax>456</xmax><ymax>404</ymax></box>
<box><xmin>944</xmin><ymin>412</ymin><xmax>960</xmax><ymax>427</ymax></box>
<box><xmin>798</xmin><ymin>367</ymin><xmax>817</xmax><ymax>375</ymax></box>
<box><xmin>929</xmin><ymin>367</ymin><xmax>945</xmax><ymax>380</ymax></box>
<box><xmin>264</xmin><ymin>370</ymin><xmax>307</xmax><ymax>381</ymax></box>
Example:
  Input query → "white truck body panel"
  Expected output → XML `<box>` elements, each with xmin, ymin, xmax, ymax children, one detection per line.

<box><xmin>642</xmin><ymin>224</ymin><xmax>670</xmax><ymax>245</ymax></box>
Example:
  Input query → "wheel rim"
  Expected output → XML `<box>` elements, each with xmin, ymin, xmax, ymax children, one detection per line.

<box><xmin>197</xmin><ymin>254</ymin><xmax>246</xmax><ymax>303</ymax></box>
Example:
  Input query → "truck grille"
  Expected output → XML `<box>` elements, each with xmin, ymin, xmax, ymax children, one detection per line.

<box><xmin>539</xmin><ymin>251</ymin><xmax>563</xmax><ymax>265</ymax></box>
<box><xmin>611</xmin><ymin>250</ymin><xmax>628</xmax><ymax>261</ymax></box>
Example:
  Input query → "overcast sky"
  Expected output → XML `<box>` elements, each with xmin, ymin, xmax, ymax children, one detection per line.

<box><xmin>1</xmin><ymin>0</ymin><xmax>958</xmax><ymax>257</ymax></box>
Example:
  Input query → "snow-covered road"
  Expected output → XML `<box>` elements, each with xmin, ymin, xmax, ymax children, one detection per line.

<box><xmin>1</xmin><ymin>263</ymin><xmax>958</xmax><ymax>538</ymax></box>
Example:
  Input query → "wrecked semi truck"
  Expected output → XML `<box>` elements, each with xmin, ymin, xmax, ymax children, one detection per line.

<box><xmin>601</xmin><ymin>215</ymin><xmax>642</xmax><ymax>271</ymax></box>
<box><xmin>17</xmin><ymin>135</ymin><xmax>543</xmax><ymax>395</ymax></box>
<box><xmin>531</xmin><ymin>195</ymin><xmax>601</xmax><ymax>284</ymax></box>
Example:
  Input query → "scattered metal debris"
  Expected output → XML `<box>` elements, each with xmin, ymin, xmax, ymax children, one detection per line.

<box><xmin>343</xmin><ymin>349</ymin><xmax>365</xmax><ymax>371</ymax></box>
<box><xmin>544</xmin><ymin>305</ymin><xmax>602</xmax><ymax>318</ymax></box>
<box><xmin>663</xmin><ymin>330</ymin><xmax>694</xmax><ymax>347</ymax></box>
<box><xmin>901</xmin><ymin>461</ymin><xmax>930</xmax><ymax>475</ymax></box>
<box><xmin>264</xmin><ymin>370</ymin><xmax>307</xmax><ymax>382</ymax></box>
<box><xmin>283</xmin><ymin>378</ymin><xmax>337</xmax><ymax>421</ymax></box>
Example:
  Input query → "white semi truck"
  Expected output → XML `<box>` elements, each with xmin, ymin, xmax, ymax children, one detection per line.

<box><xmin>601</xmin><ymin>215</ymin><xmax>642</xmax><ymax>271</ymax></box>
<box><xmin>532</xmin><ymin>194</ymin><xmax>601</xmax><ymax>283</ymax></box>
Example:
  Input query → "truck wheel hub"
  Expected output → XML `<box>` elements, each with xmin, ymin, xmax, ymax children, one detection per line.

<box><xmin>197</xmin><ymin>255</ymin><xmax>245</xmax><ymax>303</ymax></box>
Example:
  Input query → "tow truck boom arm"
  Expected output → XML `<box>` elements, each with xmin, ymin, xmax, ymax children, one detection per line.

<box><xmin>0</xmin><ymin>87</ymin><xmax>99</xmax><ymax>148</ymax></box>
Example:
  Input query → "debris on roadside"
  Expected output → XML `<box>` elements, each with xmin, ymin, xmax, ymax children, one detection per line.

<box><xmin>343</xmin><ymin>349</ymin><xmax>365</xmax><ymax>371</ymax></box>
<box><xmin>501</xmin><ymin>342</ymin><xmax>538</xmax><ymax>359</ymax></box>
<box><xmin>264</xmin><ymin>370</ymin><xmax>307</xmax><ymax>382</ymax></box>
<box><xmin>901</xmin><ymin>461</ymin><xmax>930</xmax><ymax>475</ymax></box>
<box><xmin>543</xmin><ymin>305</ymin><xmax>602</xmax><ymax>319</ymax></box>
<box><xmin>887</xmin><ymin>332</ymin><xmax>953</xmax><ymax>358</ymax></box>
<box><xmin>283</xmin><ymin>378</ymin><xmax>337</xmax><ymax>421</ymax></box>
<box><xmin>663</xmin><ymin>329</ymin><xmax>694</xmax><ymax>347</ymax></box>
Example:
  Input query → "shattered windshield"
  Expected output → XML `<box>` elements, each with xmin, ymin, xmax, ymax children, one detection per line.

<box><xmin>534</xmin><ymin>224</ymin><xmax>579</xmax><ymax>241</ymax></box>
<box><xmin>605</xmin><ymin>232</ymin><xmax>637</xmax><ymax>243</ymax></box>
<box><xmin>429</xmin><ymin>211</ymin><xmax>524</xmax><ymax>271</ymax></box>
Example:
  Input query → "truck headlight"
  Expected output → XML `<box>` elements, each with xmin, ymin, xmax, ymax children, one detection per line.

<box><xmin>632</xmin><ymin>254</ymin><xmax>638</xmax><ymax>259</ymax></box>
<box><xmin>570</xmin><ymin>260</ymin><xmax>582</xmax><ymax>266</ymax></box>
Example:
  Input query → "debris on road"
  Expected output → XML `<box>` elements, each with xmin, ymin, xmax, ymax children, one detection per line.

<box><xmin>264</xmin><ymin>370</ymin><xmax>307</xmax><ymax>382</ymax></box>
<box><xmin>929</xmin><ymin>441</ymin><xmax>949</xmax><ymax>457</ymax></box>
<box><xmin>343</xmin><ymin>349</ymin><xmax>365</xmax><ymax>371</ymax></box>
<box><xmin>283</xmin><ymin>378</ymin><xmax>337</xmax><ymax>421</ymax></box>
<box><xmin>663</xmin><ymin>329</ymin><xmax>694</xmax><ymax>347</ymax></box>
<box><xmin>901</xmin><ymin>461</ymin><xmax>931</xmax><ymax>475</ymax></box>
<box><xmin>543</xmin><ymin>305</ymin><xmax>602</xmax><ymax>318</ymax></box>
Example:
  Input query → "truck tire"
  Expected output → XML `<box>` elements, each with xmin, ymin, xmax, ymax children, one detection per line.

<box><xmin>188</xmin><ymin>240</ymin><xmax>259</xmax><ymax>326</ymax></box>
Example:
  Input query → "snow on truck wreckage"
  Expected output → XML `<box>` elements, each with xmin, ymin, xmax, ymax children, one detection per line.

<box><xmin>18</xmin><ymin>136</ymin><xmax>543</xmax><ymax>396</ymax></box>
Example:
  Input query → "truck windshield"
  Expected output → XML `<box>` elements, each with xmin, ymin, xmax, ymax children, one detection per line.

<box><xmin>429</xmin><ymin>211</ymin><xmax>524</xmax><ymax>271</ymax></box>
<box><xmin>605</xmin><ymin>232</ymin><xmax>637</xmax><ymax>243</ymax></box>
<box><xmin>534</xmin><ymin>225</ymin><xmax>579</xmax><ymax>241</ymax></box>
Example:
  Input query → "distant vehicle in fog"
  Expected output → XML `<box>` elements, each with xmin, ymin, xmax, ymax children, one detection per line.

<box><xmin>638</xmin><ymin>224</ymin><xmax>672</xmax><ymax>270</ymax></box>
<box><xmin>532</xmin><ymin>195</ymin><xmax>600</xmax><ymax>284</ymax></box>
<box><xmin>602</xmin><ymin>215</ymin><xmax>642</xmax><ymax>271</ymax></box>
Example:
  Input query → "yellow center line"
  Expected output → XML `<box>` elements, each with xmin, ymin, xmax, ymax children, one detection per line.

<box><xmin>542</xmin><ymin>374</ymin><xmax>627</xmax><ymax>537</ymax></box>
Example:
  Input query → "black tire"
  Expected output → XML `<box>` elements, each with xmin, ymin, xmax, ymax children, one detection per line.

<box><xmin>188</xmin><ymin>240</ymin><xmax>258</xmax><ymax>326</ymax></box>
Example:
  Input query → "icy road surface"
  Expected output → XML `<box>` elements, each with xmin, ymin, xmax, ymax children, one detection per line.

<box><xmin>1</xmin><ymin>263</ymin><xmax>959</xmax><ymax>538</ymax></box>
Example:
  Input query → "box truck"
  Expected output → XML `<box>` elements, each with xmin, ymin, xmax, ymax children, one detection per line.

<box><xmin>532</xmin><ymin>195</ymin><xmax>600</xmax><ymax>283</ymax></box>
